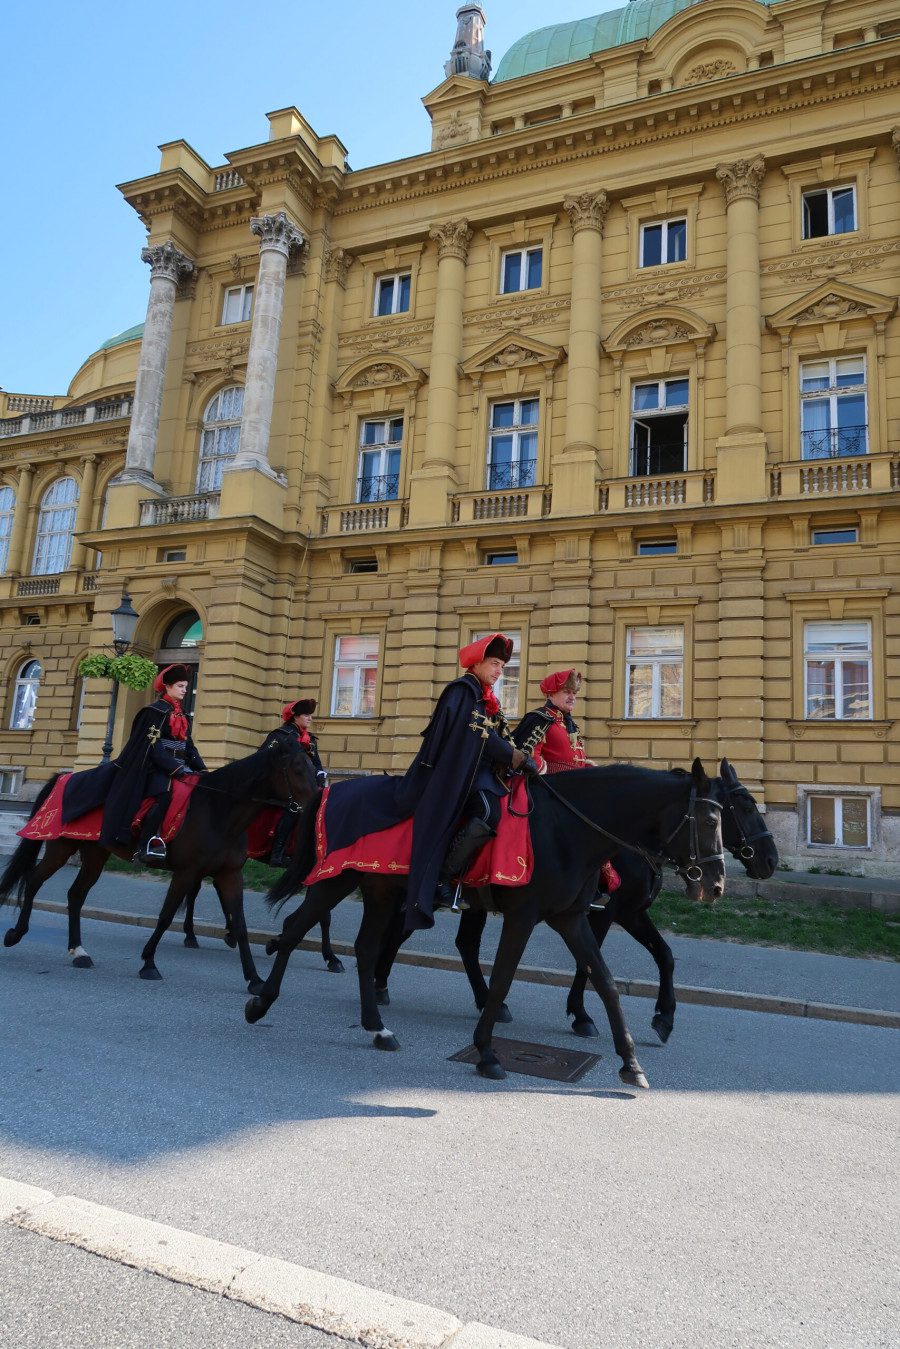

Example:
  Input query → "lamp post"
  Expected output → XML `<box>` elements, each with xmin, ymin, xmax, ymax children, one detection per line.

<box><xmin>101</xmin><ymin>590</ymin><xmax>140</xmax><ymax>761</ymax></box>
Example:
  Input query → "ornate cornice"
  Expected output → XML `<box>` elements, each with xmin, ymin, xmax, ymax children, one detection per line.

<box><xmin>323</xmin><ymin>245</ymin><xmax>354</xmax><ymax>287</ymax></box>
<box><xmin>141</xmin><ymin>241</ymin><xmax>194</xmax><ymax>283</ymax></box>
<box><xmin>250</xmin><ymin>211</ymin><xmax>305</xmax><ymax>258</ymax></box>
<box><xmin>429</xmin><ymin>218</ymin><xmax>472</xmax><ymax>262</ymax></box>
<box><xmin>761</xmin><ymin>238</ymin><xmax>900</xmax><ymax>285</ymax></box>
<box><xmin>563</xmin><ymin>190</ymin><xmax>610</xmax><ymax>235</ymax></box>
<box><xmin>464</xmin><ymin>295</ymin><xmax>571</xmax><ymax>333</ymax></box>
<box><xmin>715</xmin><ymin>155</ymin><xmax>765</xmax><ymax>206</ymax></box>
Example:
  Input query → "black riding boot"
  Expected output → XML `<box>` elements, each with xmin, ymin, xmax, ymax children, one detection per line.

<box><xmin>434</xmin><ymin>819</ymin><xmax>495</xmax><ymax>910</ymax></box>
<box><xmin>132</xmin><ymin>797</ymin><xmax>169</xmax><ymax>866</ymax></box>
<box><xmin>269</xmin><ymin>808</ymin><xmax>295</xmax><ymax>869</ymax></box>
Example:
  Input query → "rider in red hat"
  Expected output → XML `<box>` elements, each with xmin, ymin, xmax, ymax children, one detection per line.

<box><xmin>265</xmin><ymin>698</ymin><xmax>326</xmax><ymax>866</ymax></box>
<box><xmin>396</xmin><ymin>633</ymin><xmax>538</xmax><ymax>928</ymax></box>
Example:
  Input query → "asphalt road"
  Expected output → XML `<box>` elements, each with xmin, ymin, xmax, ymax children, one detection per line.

<box><xmin>1</xmin><ymin>911</ymin><xmax>898</xmax><ymax>1349</ymax></box>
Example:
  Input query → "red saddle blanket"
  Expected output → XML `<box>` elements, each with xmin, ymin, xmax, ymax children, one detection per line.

<box><xmin>304</xmin><ymin>776</ymin><xmax>534</xmax><ymax>888</ymax></box>
<box><xmin>19</xmin><ymin>773</ymin><xmax>200</xmax><ymax>846</ymax></box>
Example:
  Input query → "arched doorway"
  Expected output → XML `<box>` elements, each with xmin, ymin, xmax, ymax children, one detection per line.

<box><xmin>155</xmin><ymin>610</ymin><xmax>203</xmax><ymax>725</ymax></box>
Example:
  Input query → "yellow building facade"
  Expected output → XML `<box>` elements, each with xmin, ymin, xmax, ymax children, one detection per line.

<box><xmin>1</xmin><ymin>0</ymin><xmax>898</xmax><ymax>871</ymax></box>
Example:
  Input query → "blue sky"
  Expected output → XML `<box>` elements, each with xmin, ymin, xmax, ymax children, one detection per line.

<box><xmin>0</xmin><ymin>1</ymin><xmax>620</xmax><ymax>395</ymax></box>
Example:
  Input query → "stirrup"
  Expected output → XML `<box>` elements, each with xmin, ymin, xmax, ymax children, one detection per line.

<box><xmin>134</xmin><ymin>835</ymin><xmax>167</xmax><ymax>864</ymax></box>
<box><xmin>450</xmin><ymin>882</ymin><xmax>468</xmax><ymax>914</ymax></box>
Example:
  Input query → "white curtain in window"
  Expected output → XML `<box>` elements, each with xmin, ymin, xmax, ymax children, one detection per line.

<box><xmin>11</xmin><ymin>658</ymin><xmax>42</xmax><ymax>729</ymax></box>
<box><xmin>0</xmin><ymin>485</ymin><xmax>14</xmax><ymax>574</ymax></box>
<box><xmin>198</xmin><ymin>386</ymin><xmax>244</xmax><ymax>491</ymax></box>
<box><xmin>32</xmin><ymin>477</ymin><xmax>79</xmax><ymax>575</ymax></box>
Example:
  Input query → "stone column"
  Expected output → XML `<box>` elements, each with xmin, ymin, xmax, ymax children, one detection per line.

<box><xmin>553</xmin><ymin>192</ymin><xmax>609</xmax><ymax>515</ymax></box>
<box><xmin>227</xmin><ymin>211</ymin><xmax>304</xmax><ymax>477</ymax></box>
<box><xmin>69</xmin><ymin>454</ymin><xmax>98</xmax><ymax>572</ymax></box>
<box><xmin>713</xmin><ymin>156</ymin><xmax>767</xmax><ymax>503</ymax></box>
<box><xmin>5</xmin><ymin>463</ymin><xmax>34</xmax><ymax>576</ymax></box>
<box><xmin>297</xmin><ymin>244</ymin><xmax>352</xmax><ymax>533</ymax></box>
<box><xmin>121</xmin><ymin>242</ymin><xmax>194</xmax><ymax>488</ymax></box>
<box><xmin>408</xmin><ymin>219</ymin><xmax>471</xmax><ymax>526</ymax></box>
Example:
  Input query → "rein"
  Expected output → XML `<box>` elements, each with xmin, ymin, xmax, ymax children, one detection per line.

<box><xmin>193</xmin><ymin>760</ymin><xmax>309</xmax><ymax>813</ymax></box>
<box><xmin>722</xmin><ymin>782</ymin><xmax>773</xmax><ymax>861</ymax></box>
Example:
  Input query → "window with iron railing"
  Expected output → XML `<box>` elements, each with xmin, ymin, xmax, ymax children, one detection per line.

<box><xmin>487</xmin><ymin>399</ymin><xmax>538</xmax><ymax>490</ymax></box>
<box><xmin>800</xmin><ymin>356</ymin><xmax>867</xmax><ymax>459</ymax></box>
<box><xmin>630</xmin><ymin>379</ymin><xmax>688</xmax><ymax>476</ymax></box>
<box><xmin>357</xmin><ymin>417</ymin><xmax>402</xmax><ymax>502</ymax></box>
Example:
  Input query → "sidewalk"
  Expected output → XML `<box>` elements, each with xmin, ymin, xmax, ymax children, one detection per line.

<box><xmin>20</xmin><ymin>864</ymin><xmax>900</xmax><ymax>1016</ymax></box>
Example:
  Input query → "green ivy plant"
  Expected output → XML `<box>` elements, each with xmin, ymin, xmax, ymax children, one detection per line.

<box><xmin>78</xmin><ymin>652</ymin><xmax>158</xmax><ymax>691</ymax></box>
<box><xmin>77</xmin><ymin>653</ymin><xmax>113</xmax><ymax>680</ymax></box>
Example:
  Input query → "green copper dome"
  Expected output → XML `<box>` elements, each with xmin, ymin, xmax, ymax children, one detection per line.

<box><xmin>97</xmin><ymin>323</ymin><xmax>144</xmax><ymax>351</ymax></box>
<box><xmin>494</xmin><ymin>0</ymin><xmax>777</xmax><ymax>82</ymax></box>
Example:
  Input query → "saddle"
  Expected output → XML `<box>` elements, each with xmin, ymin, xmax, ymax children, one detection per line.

<box><xmin>19</xmin><ymin>773</ymin><xmax>200</xmax><ymax>846</ymax></box>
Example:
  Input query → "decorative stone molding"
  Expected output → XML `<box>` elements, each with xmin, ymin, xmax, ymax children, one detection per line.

<box><xmin>767</xmin><ymin>281</ymin><xmax>896</xmax><ymax>336</ymax></box>
<box><xmin>684</xmin><ymin>59</ymin><xmax>736</xmax><ymax>85</ymax></box>
<box><xmin>429</xmin><ymin>218</ymin><xmax>472</xmax><ymax>263</ymax></box>
<box><xmin>461</xmin><ymin>332</ymin><xmax>566</xmax><ymax>379</ymax></box>
<box><xmin>762</xmin><ymin>239</ymin><xmax>900</xmax><ymax>286</ymax></box>
<box><xmin>250</xmin><ymin>211</ymin><xmax>305</xmax><ymax>258</ymax></box>
<box><xmin>349</xmin><ymin>363</ymin><xmax>408</xmax><ymax>388</ymax></box>
<box><xmin>604</xmin><ymin>306</ymin><xmax>716</xmax><ymax>354</ymax></box>
<box><xmin>334</xmin><ymin>353</ymin><xmax>427</xmax><ymax>401</ymax></box>
<box><xmin>141</xmin><ymin>242</ymin><xmax>194</xmax><ymax>284</ymax></box>
<box><xmin>715</xmin><ymin>156</ymin><xmax>765</xmax><ymax>206</ymax></box>
<box><xmin>892</xmin><ymin>127</ymin><xmax>900</xmax><ymax>170</ymax></box>
<box><xmin>563</xmin><ymin>190</ymin><xmax>610</xmax><ymax>235</ymax></box>
<box><xmin>624</xmin><ymin>320</ymin><xmax>694</xmax><ymax>347</ymax></box>
<box><xmin>323</xmin><ymin>245</ymin><xmax>354</xmax><ymax>287</ymax></box>
<box><xmin>435</xmin><ymin>112</ymin><xmax>478</xmax><ymax>148</ymax></box>
<box><xmin>463</xmin><ymin>295</ymin><xmax>570</xmax><ymax>333</ymax></box>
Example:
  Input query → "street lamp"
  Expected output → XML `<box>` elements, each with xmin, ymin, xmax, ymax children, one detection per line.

<box><xmin>102</xmin><ymin>590</ymin><xmax>140</xmax><ymax>761</ymax></box>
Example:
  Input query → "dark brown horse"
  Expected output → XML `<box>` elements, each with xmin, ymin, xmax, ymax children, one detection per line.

<box><xmin>0</xmin><ymin>738</ymin><xmax>318</xmax><ymax>993</ymax></box>
<box><xmin>248</xmin><ymin>760</ymin><xmax>726</xmax><ymax>1090</ymax></box>
<box><xmin>180</xmin><ymin>876</ymin><xmax>344</xmax><ymax>973</ymax></box>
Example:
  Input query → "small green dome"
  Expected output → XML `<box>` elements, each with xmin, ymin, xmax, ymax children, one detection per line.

<box><xmin>494</xmin><ymin>0</ymin><xmax>777</xmax><ymax>82</ymax></box>
<box><xmin>97</xmin><ymin>323</ymin><xmax>144</xmax><ymax>351</ymax></box>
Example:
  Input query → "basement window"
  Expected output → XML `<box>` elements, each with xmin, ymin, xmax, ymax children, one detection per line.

<box><xmin>484</xmin><ymin>550</ymin><xmax>518</xmax><ymax>566</ymax></box>
<box><xmin>807</xmin><ymin>793</ymin><xmax>870</xmax><ymax>848</ymax></box>
<box><xmin>347</xmin><ymin>557</ymin><xmax>378</xmax><ymax>574</ymax></box>
<box><xmin>23</xmin><ymin>613</ymin><xmax>41</xmax><ymax>627</ymax></box>
<box><xmin>811</xmin><ymin>527</ymin><xmax>858</xmax><ymax>546</ymax></box>
<box><xmin>160</xmin><ymin>548</ymin><xmax>187</xmax><ymax>563</ymax></box>
<box><xmin>636</xmin><ymin>540</ymin><xmax>677</xmax><ymax>556</ymax></box>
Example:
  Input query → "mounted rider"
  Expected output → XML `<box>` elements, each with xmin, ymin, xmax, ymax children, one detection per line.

<box><xmin>512</xmin><ymin>668</ymin><xmax>594</xmax><ymax>773</ymax></box>
<box><xmin>395</xmin><ymin>632</ymin><xmax>538</xmax><ymax>929</ymax></box>
<box><xmin>266</xmin><ymin>697</ymin><xmax>327</xmax><ymax>867</ymax></box>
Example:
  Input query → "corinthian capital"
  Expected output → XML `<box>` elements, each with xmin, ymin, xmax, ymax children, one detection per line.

<box><xmin>564</xmin><ymin>190</ymin><xmax>610</xmax><ymax>235</ymax></box>
<box><xmin>716</xmin><ymin>156</ymin><xmax>766</xmax><ymax>206</ymax></box>
<box><xmin>323</xmin><ymin>245</ymin><xmax>354</xmax><ymax>287</ymax></box>
<box><xmin>429</xmin><ymin>218</ymin><xmax>473</xmax><ymax>262</ymax></box>
<box><xmin>250</xmin><ymin>211</ymin><xmax>305</xmax><ymax>258</ymax></box>
<box><xmin>141</xmin><ymin>241</ymin><xmax>194</xmax><ymax>283</ymax></box>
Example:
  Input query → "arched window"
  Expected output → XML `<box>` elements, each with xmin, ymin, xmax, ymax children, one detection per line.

<box><xmin>198</xmin><ymin>386</ymin><xmax>243</xmax><ymax>492</ymax></box>
<box><xmin>10</xmin><ymin>658</ymin><xmax>42</xmax><ymax>730</ymax></box>
<box><xmin>0</xmin><ymin>485</ymin><xmax>14</xmax><ymax>574</ymax></box>
<box><xmin>161</xmin><ymin>612</ymin><xmax>203</xmax><ymax>649</ymax></box>
<box><xmin>32</xmin><ymin>477</ymin><xmax>79</xmax><ymax>575</ymax></box>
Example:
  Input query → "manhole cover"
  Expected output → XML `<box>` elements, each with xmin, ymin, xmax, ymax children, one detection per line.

<box><xmin>449</xmin><ymin>1037</ymin><xmax>601</xmax><ymax>1083</ymax></box>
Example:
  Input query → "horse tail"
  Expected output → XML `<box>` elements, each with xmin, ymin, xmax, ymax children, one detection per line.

<box><xmin>0</xmin><ymin>773</ymin><xmax>59</xmax><ymax>907</ymax></box>
<box><xmin>266</xmin><ymin>790</ymin><xmax>322</xmax><ymax>910</ymax></box>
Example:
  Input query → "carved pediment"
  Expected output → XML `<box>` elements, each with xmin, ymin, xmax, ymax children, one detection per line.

<box><xmin>604</xmin><ymin>306</ymin><xmax>715</xmax><ymax>353</ymax></box>
<box><xmin>461</xmin><ymin>332</ymin><xmax>566</xmax><ymax>378</ymax></box>
<box><xmin>768</xmin><ymin>281</ymin><xmax>897</xmax><ymax>334</ymax></box>
<box><xmin>334</xmin><ymin>353</ymin><xmax>427</xmax><ymax>396</ymax></box>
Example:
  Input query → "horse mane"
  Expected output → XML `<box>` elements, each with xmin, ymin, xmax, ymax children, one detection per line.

<box><xmin>203</xmin><ymin>745</ymin><xmax>276</xmax><ymax>796</ymax></box>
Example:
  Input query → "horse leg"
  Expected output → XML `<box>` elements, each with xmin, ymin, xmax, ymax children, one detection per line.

<box><xmin>212</xmin><ymin>872</ymin><xmax>262</xmax><ymax>994</ymax></box>
<box><xmin>472</xmin><ymin>909</ymin><xmax>536</xmax><ymax>1080</ymax></box>
<box><xmin>3</xmin><ymin>841</ymin><xmax>76</xmax><ymax>948</ymax></box>
<box><xmin>566</xmin><ymin>898</ymin><xmax>619</xmax><ymax>1039</ymax></box>
<box><xmin>455</xmin><ymin>907</ymin><xmax>512</xmax><ymax>1024</ymax></box>
<box><xmin>245</xmin><ymin>883</ymin><xmax>343</xmax><ymax>1023</ymax></box>
<box><xmin>373</xmin><ymin>896</ymin><xmax>408</xmax><ymax>1006</ymax></box>
<box><xmin>355</xmin><ymin>891</ymin><xmax>404</xmax><ymax>1050</ymax></box>
<box><xmin>182</xmin><ymin>879</ymin><xmax>202</xmax><ymax>948</ymax></box>
<box><xmin>139</xmin><ymin>875</ymin><xmax>195</xmax><ymax>980</ymax></box>
<box><xmin>548</xmin><ymin>908</ymin><xmax>649</xmax><ymax>1090</ymax></box>
<box><xmin>617</xmin><ymin>908</ymin><xmax>677</xmax><ymax>1043</ymax></box>
<box><xmin>319</xmin><ymin>908</ymin><xmax>344</xmax><ymax>974</ymax></box>
<box><xmin>66</xmin><ymin>846</ymin><xmax>107</xmax><ymax>968</ymax></box>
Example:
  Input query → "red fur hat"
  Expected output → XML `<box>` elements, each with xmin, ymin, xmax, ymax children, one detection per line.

<box><xmin>458</xmin><ymin>632</ymin><xmax>513</xmax><ymax>669</ymax></box>
<box><xmin>282</xmin><ymin>698</ymin><xmax>316</xmax><ymax>722</ymax></box>
<box><xmin>540</xmin><ymin>669</ymin><xmax>582</xmax><ymax>696</ymax></box>
<box><xmin>154</xmin><ymin>664</ymin><xmax>189</xmax><ymax>694</ymax></box>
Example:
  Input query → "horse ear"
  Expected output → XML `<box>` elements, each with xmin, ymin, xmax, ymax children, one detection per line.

<box><xmin>720</xmin><ymin>757</ymin><xmax>735</xmax><ymax>783</ymax></box>
<box><xmin>691</xmin><ymin>757</ymin><xmax>711</xmax><ymax>792</ymax></box>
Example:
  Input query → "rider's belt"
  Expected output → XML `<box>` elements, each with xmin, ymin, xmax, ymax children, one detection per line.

<box><xmin>157</xmin><ymin>738</ymin><xmax>186</xmax><ymax>758</ymax></box>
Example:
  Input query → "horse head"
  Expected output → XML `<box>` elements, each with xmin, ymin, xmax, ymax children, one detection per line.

<box><xmin>715</xmin><ymin>758</ymin><xmax>779</xmax><ymax>880</ymax></box>
<box><xmin>267</xmin><ymin>736</ymin><xmax>319</xmax><ymax>812</ymax></box>
<box><xmin>659</xmin><ymin>759</ymin><xmax>726</xmax><ymax>904</ymax></box>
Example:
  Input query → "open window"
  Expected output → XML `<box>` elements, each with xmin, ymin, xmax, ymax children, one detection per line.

<box><xmin>630</xmin><ymin>379</ymin><xmax>688</xmax><ymax>476</ymax></box>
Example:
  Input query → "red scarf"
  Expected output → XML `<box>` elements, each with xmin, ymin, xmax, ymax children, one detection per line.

<box><xmin>480</xmin><ymin>682</ymin><xmax>501</xmax><ymax>718</ymax></box>
<box><xmin>297</xmin><ymin>727</ymin><xmax>311</xmax><ymax>749</ymax></box>
<box><xmin>163</xmin><ymin>694</ymin><xmax>189</xmax><ymax>741</ymax></box>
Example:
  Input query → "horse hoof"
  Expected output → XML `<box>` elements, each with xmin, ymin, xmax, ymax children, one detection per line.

<box><xmin>224</xmin><ymin>932</ymin><xmax>238</xmax><ymax>949</ymax></box>
<box><xmin>183</xmin><ymin>934</ymin><xmax>200</xmax><ymax>949</ymax></box>
<box><xmin>3</xmin><ymin>929</ymin><xmax>23</xmax><ymax>948</ymax></box>
<box><xmin>247</xmin><ymin>978</ymin><xmax>266</xmax><ymax>997</ymax></box>
<box><xmin>619</xmin><ymin>1066</ymin><xmax>650</xmax><ymax>1090</ymax></box>
<box><xmin>375</xmin><ymin>987</ymin><xmax>390</xmax><ymax>1007</ymax></box>
<box><xmin>326</xmin><ymin>958</ymin><xmax>345</xmax><ymax>974</ymax></box>
<box><xmin>139</xmin><ymin>964</ymin><xmax>162</xmax><ymax>981</ymax></box>
<box><xmin>476</xmin><ymin>1060</ymin><xmax>506</xmax><ymax>1081</ymax></box>
<box><xmin>245</xmin><ymin>996</ymin><xmax>270</xmax><ymax>1024</ymax></box>
<box><xmin>571</xmin><ymin>1018</ymin><xmax>600</xmax><ymax>1039</ymax></box>
<box><xmin>71</xmin><ymin>954</ymin><xmax>94</xmax><ymax>969</ymax></box>
<box><xmin>373</xmin><ymin>1031</ymin><xmax>400</xmax><ymax>1051</ymax></box>
<box><xmin>265</xmin><ymin>938</ymin><xmax>279</xmax><ymax>956</ymax></box>
<box><xmin>496</xmin><ymin>1003</ymin><xmax>513</xmax><ymax>1024</ymax></box>
<box><xmin>651</xmin><ymin>1014</ymin><xmax>673</xmax><ymax>1044</ymax></box>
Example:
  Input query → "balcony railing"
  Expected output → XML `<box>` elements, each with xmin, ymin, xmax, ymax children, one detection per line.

<box><xmin>0</xmin><ymin>396</ymin><xmax>132</xmax><ymax>439</ymax></box>
<box><xmin>139</xmin><ymin>493</ymin><xmax>220</xmax><ymax>526</ymax></box>
<box><xmin>486</xmin><ymin>459</ymin><xmax>537</xmax><ymax>491</ymax></box>
<box><xmin>629</xmin><ymin>443</ymin><xmax>687</xmax><ymax>478</ymax></box>
<box><xmin>356</xmin><ymin>473</ymin><xmax>399</xmax><ymax>503</ymax></box>
<box><xmin>600</xmin><ymin>468</ymin><xmax>715</xmax><ymax>513</ymax></box>
<box><xmin>770</xmin><ymin>451</ymin><xmax>897</xmax><ymax>499</ymax></box>
<box><xmin>801</xmin><ymin>425</ymin><xmax>867</xmax><ymax>460</ymax></box>
<box><xmin>16</xmin><ymin>577</ymin><xmax>60</xmax><ymax>597</ymax></box>
<box><xmin>213</xmin><ymin>169</ymin><xmax>244</xmax><ymax>191</ymax></box>
<box><xmin>451</xmin><ymin>483</ymin><xmax>550</xmax><ymax>524</ymax></box>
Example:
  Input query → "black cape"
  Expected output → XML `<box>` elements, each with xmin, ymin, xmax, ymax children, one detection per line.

<box><xmin>62</xmin><ymin>699</ymin><xmax>206</xmax><ymax>847</ymax></box>
<box><xmin>396</xmin><ymin>673</ymin><xmax>515</xmax><ymax>931</ymax></box>
<box><xmin>261</xmin><ymin>722</ymin><xmax>324</xmax><ymax>775</ymax></box>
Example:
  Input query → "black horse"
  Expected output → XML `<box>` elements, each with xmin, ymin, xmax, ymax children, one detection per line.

<box><xmin>180</xmin><ymin>876</ymin><xmax>344</xmax><ymax>973</ymax></box>
<box><xmin>248</xmin><ymin>759</ymin><xmax>726</xmax><ymax>1090</ymax></box>
<box><xmin>381</xmin><ymin>758</ymin><xmax>776</xmax><ymax>1045</ymax></box>
<box><xmin>0</xmin><ymin>738</ymin><xmax>317</xmax><ymax>993</ymax></box>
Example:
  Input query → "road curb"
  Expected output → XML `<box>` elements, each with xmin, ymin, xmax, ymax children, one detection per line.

<box><xmin>32</xmin><ymin>899</ymin><xmax>900</xmax><ymax>1031</ymax></box>
<box><xmin>4</xmin><ymin>1179</ymin><xmax>560</xmax><ymax>1349</ymax></box>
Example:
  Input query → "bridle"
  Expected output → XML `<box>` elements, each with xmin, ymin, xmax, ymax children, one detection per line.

<box><xmin>193</xmin><ymin>745</ymin><xmax>316</xmax><ymax>813</ymax></box>
<box><xmin>720</xmin><ymin>781</ymin><xmax>774</xmax><ymax>862</ymax></box>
